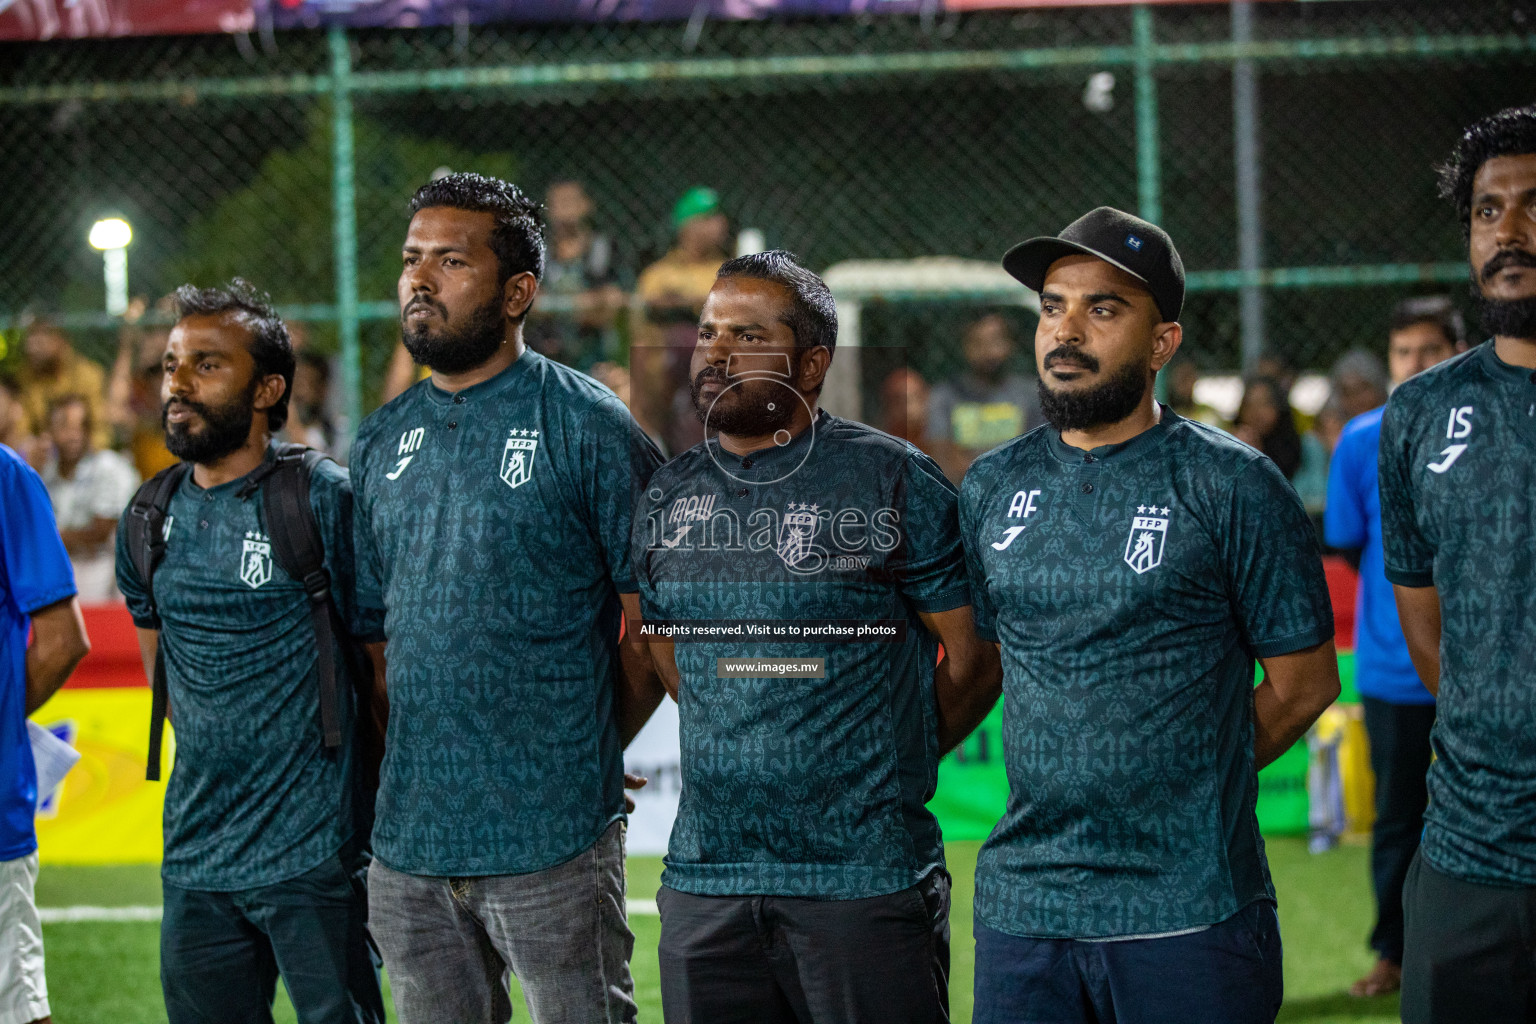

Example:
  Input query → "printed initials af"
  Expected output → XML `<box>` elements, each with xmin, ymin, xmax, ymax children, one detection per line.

<box><xmin>1124</xmin><ymin>505</ymin><xmax>1170</xmax><ymax>575</ymax></box>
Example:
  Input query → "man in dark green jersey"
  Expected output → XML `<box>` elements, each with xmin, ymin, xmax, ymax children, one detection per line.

<box><xmin>632</xmin><ymin>251</ymin><xmax>1001</xmax><ymax>1023</ymax></box>
<box><xmin>115</xmin><ymin>280</ymin><xmax>384</xmax><ymax>1024</ymax></box>
<box><xmin>350</xmin><ymin>173</ymin><xmax>664</xmax><ymax>1024</ymax></box>
<box><xmin>1381</xmin><ymin>105</ymin><xmax>1536</xmax><ymax>1024</ymax></box>
<box><xmin>960</xmin><ymin>208</ymin><xmax>1341</xmax><ymax>1024</ymax></box>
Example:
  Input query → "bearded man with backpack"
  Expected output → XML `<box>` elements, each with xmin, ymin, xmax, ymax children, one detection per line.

<box><xmin>115</xmin><ymin>279</ymin><xmax>386</xmax><ymax>1024</ymax></box>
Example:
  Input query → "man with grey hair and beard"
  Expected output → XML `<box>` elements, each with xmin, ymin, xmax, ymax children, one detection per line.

<box><xmin>633</xmin><ymin>249</ymin><xmax>1000</xmax><ymax>1024</ymax></box>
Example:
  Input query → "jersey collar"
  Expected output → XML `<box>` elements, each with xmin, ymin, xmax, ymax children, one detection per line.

<box><xmin>1476</xmin><ymin>338</ymin><xmax>1536</xmax><ymax>386</ymax></box>
<box><xmin>1045</xmin><ymin>403</ymin><xmax>1179</xmax><ymax>466</ymax></box>
<box><xmin>424</xmin><ymin>347</ymin><xmax>539</xmax><ymax>406</ymax></box>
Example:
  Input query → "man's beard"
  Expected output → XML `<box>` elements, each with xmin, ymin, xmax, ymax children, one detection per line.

<box><xmin>1473</xmin><ymin>248</ymin><xmax>1536</xmax><ymax>340</ymax></box>
<box><xmin>1037</xmin><ymin>347</ymin><xmax>1150</xmax><ymax>432</ymax></box>
<box><xmin>401</xmin><ymin>295</ymin><xmax>506</xmax><ymax>374</ymax></box>
<box><xmin>691</xmin><ymin>366</ymin><xmax>797</xmax><ymax>436</ymax></box>
<box><xmin>162</xmin><ymin>383</ymin><xmax>257</xmax><ymax>465</ymax></box>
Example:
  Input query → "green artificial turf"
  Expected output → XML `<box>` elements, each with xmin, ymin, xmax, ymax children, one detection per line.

<box><xmin>36</xmin><ymin>839</ymin><xmax>1397</xmax><ymax>1023</ymax></box>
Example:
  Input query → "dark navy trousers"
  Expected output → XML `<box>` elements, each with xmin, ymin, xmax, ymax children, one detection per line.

<box><xmin>973</xmin><ymin>901</ymin><xmax>1283</xmax><ymax>1024</ymax></box>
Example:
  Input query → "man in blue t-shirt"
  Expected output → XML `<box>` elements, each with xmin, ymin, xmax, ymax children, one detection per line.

<box><xmin>0</xmin><ymin>443</ymin><xmax>89</xmax><ymax>1024</ymax></box>
<box><xmin>1324</xmin><ymin>295</ymin><xmax>1461</xmax><ymax>999</ymax></box>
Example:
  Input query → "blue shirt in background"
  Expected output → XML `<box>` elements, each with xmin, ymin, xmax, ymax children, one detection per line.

<box><xmin>0</xmin><ymin>445</ymin><xmax>77</xmax><ymax>861</ymax></box>
<box><xmin>1323</xmin><ymin>407</ymin><xmax>1433</xmax><ymax>706</ymax></box>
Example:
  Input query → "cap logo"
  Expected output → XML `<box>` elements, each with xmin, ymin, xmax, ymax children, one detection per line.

<box><xmin>1125</xmin><ymin>234</ymin><xmax>1144</xmax><ymax>252</ymax></box>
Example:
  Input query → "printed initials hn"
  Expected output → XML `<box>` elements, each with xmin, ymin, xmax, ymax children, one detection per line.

<box><xmin>388</xmin><ymin>427</ymin><xmax>425</xmax><ymax>480</ymax></box>
<box><xmin>993</xmin><ymin>488</ymin><xmax>1042</xmax><ymax>550</ymax></box>
<box><xmin>1427</xmin><ymin>406</ymin><xmax>1473</xmax><ymax>474</ymax></box>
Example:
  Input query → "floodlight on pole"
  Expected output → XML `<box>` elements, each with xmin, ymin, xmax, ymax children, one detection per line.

<box><xmin>88</xmin><ymin>217</ymin><xmax>133</xmax><ymax>317</ymax></box>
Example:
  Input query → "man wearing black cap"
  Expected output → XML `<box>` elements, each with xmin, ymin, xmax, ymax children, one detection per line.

<box><xmin>959</xmin><ymin>207</ymin><xmax>1342</xmax><ymax>1023</ymax></box>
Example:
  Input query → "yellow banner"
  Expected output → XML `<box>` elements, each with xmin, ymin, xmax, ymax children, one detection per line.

<box><xmin>33</xmin><ymin>688</ymin><xmax>170</xmax><ymax>865</ymax></box>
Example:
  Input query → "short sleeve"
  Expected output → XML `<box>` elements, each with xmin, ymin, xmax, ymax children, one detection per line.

<box><xmin>581</xmin><ymin>396</ymin><xmax>664</xmax><ymax>593</ymax></box>
<box><xmin>309</xmin><ymin>461</ymin><xmax>385</xmax><ymax>644</ymax></box>
<box><xmin>114</xmin><ymin>499</ymin><xmax>159</xmax><ymax>629</ymax></box>
<box><xmin>1</xmin><ymin>454</ymin><xmax>76</xmax><ymax>616</ymax></box>
<box><xmin>1378</xmin><ymin>396</ymin><xmax>1435</xmax><ymax>587</ymax></box>
<box><xmin>1221</xmin><ymin>455</ymin><xmax>1335</xmax><ymax>659</ymax></box>
<box><xmin>1323</xmin><ymin>425</ymin><xmax>1367</xmax><ymax>551</ymax></box>
<box><xmin>891</xmin><ymin>450</ymin><xmax>969</xmax><ymax>614</ymax></box>
<box><xmin>349</xmin><ymin>431</ymin><xmax>388</xmax><ymax>633</ymax></box>
<box><xmin>957</xmin><ymin>466</ymin><xmax>998</xmax><ymax>643</ymax></box>
<box><xmin>628</xmin><ymin>478</ymin><xmax>661</xmax><ymax>618</ymax></box>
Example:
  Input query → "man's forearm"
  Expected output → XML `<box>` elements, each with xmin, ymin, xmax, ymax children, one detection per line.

<box><xmin>935</xmin><ymin>647</ymin><xmax>1002</xmax><ymax>754</ymax></box>
<box><xmin>1252</xmin><ymin>641</ymin><xmax>1342</xmax><ymax>769</ymax></box>
<box><xmin>26</xmin><ymin>597</ymin><xmax>90</xmax><ymax>715</ymax></box>
<box><xmin>1393</xmin><ymin>584</ymin><xmax>1442</xmax><ymax>696</ymax></box>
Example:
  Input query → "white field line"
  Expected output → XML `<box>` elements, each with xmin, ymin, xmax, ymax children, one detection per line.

<box><xmin>41</xmin><ymin>900</ymin><xmax>662</xmax><ymax>924</ymax></box>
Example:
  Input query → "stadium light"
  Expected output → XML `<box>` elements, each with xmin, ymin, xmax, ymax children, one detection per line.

<box><xmin>88</xmin><ymin>217</ymin><xmax>132</xmax><ymax>317</ymax></box>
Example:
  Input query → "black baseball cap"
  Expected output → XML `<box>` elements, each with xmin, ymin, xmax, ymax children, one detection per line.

<box><xmin>1002</xmin><ymin>206</ymin><xmax>1185</xmax><ymax>322</ymax></box>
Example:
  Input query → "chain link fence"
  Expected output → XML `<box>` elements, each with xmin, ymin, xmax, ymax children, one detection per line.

<box><xmin>3</xmin><ymin>0</ymin><xmax>1533</xmax><ymax>430</ymax></box>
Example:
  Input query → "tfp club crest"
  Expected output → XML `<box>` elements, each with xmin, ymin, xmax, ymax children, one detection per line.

<box><xmin>240</xmin><ymin>532</ymin><xmax>273</xmax><ymax>589</ymax></box>
<box><xmin>500</xmin><ymin>428</ymin><xmax>539</xmax><ymax>490</ymax></box>
<box><xmin>1123</xmin><ymin>505</ymin><xmax>1170</xmax><ymax>575</ymax></box>
<box><xmin>776</xmin><ymin>503</ymin><xmax>821</xmax><ymax>568</ymax></box>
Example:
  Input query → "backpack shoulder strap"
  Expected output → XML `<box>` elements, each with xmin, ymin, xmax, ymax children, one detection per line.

<box><xmin>259</xmin><ymin>444</ymin><xmax>344</xmax><ymax>749</ymax></box>
<box><xmin>127</xmin><ymin>461</ymin><xmax>191</xmax><ymax>783</ymax></box>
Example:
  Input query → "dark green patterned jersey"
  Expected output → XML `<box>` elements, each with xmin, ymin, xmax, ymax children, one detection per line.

<box><xmin>633</xmin><ymin>412</ymin><xmax>968</xmax><ymax>899</ymax></box>
<box><xmin>115</xmin><ymin>443</ymin><xmax>379</xmax><ymax>892</ymax></box>
<box><xmin>1379</xmin><ymin>341</ymin><xmax>1536</xmax><ymax>886</ymax></box>
<box><xmin>960</xmin><ymin>409</ymin><xmax>1333</xmax><ymax>938</ymax></box>
<box><xmin>352</xmin><ymin>349</ymin><xmax>662</xmax><ymax>877</ymax></box>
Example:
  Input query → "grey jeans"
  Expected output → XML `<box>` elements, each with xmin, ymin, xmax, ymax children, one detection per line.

<box><xmin>367</xmin><ymin>821</ymin><xmax>637</xmax><ymax>1024</ymax></box>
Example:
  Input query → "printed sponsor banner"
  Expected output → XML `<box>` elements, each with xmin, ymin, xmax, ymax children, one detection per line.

<box><xmin>0</xmin><ymin>0</ymin><xmax>250</xmax><ymax>41</ymax></box>
<box><xmin>35</xmin><ymin>687</ymin><xmax>170</xmax><ymax>864</ymax></box>
<box><xmin>2</xmin><ymin>0</ymin><xmax>1281</xmax><ymax>40</ymax></box>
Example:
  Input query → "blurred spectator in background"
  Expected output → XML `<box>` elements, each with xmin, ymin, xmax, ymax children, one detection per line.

<box><xmin>106</xmin><ymin>299</ymin><xmax>177</xmax><ymax>480</ymax></box>
<box><xmin>526</xmin><ymin>180</ymin><xmax>627</xmax><ymax>369</ymax></box>
<box><xmin>1233</xmin><ymin>376</ymin><xmax>1300</xmax><ymax>475</ymax></box>
<box><xmin>40</xmin><ymin>394</ymin><xmax>139</xmax><ymax>603</ymax></box>
<box><xmin>380</xmin><ymin>338</ymin><xmax>426</xmax><ymax>406</ymax></box>
<box><xmin>0</xmin><ymin>377</ymin><xmax>42</xmax><ymax>469</ymax></box>
<box><xmin>281</xmin><ymin>352</ymin><xmax>337</xmax><ymax>455</ymax></box>
<box><xmin>0</xmin><ymin>438</ymin><xmax>89</xmax><ymax>1024</ymax></box>
<box><xmin>1330</xmin><ymin>349</ymin><xmax>1390</xmax><ymax>422</ymax></box>
<box><xmin>1313</xmin><ymin>394</ymin><xmax>1351</xmax><ymax>456</ymax></box>
<box><xmin>1165</xmin><ymin>355</ymin><xmax>1224</xmax><ymax>427</ymax></box>
<box><xmin>1325</xmin><ymin>293</ymin><xmax>1462</xmax><ymax>1000</ymax></box>
<box><xmin>588</xmin><ymin>361</ymin><xmax>632</xmax><ymax>408</ymax></box>
<box><xmin>15</xmin><ymin>318</ymin><xmax>109</xmax><ymax>451</ymax></box>
<box><xmin>632</xmin><ymin>186</ymin><xmax>731</xmax><ymax>453</ymax></box>
<box><xmin>878</xmin><ymin>367</ymin><xmax>933</xmax><ymax>455</ymax></box>
<box><xmin>929</xmin><ymin>313</ymin><xmax>1040</xmax><ymax>482</ymax></box>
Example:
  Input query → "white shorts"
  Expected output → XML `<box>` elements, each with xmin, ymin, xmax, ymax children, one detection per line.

<box><xmin>0</xmin><ymin>853</ymin><xmax>48</xmax><ymax>1024</ymax></box>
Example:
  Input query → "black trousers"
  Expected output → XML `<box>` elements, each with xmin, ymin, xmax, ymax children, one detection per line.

<box><xmin>1401</xmin><ymin>851</ymin><xmax>1536</xmax><ymax>1023</ymax></box>
<box><xmin>161</xmin><ymin>850</ymin><xmax>384</xmax><ymax>1024</ymax></box>
<box><xmin>657</xmin><ymin>870</ymin><xmax>950</xmax><ymax>1024</ymax></box>
<box><xmin>1360</xmin><ymin>695</ymin><xmax>1436</xmax><ymax>964</ymax></box>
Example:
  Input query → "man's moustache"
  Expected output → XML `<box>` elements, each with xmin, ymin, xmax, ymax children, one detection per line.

<box><xmin>1480</xmin><ymin>248</ymin><xmax>1536</xmax><ymax>282</ymax></box>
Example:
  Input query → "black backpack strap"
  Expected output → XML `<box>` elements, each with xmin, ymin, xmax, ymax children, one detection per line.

<box><xmin>126</xmin><ymin>462</ymin><xmax>191</xmax><ymax>782</ymax></box>
<box><xmin>256</xmin><ymin>444</ymin><xmax>344</xmax><ymax>750</ymax></box>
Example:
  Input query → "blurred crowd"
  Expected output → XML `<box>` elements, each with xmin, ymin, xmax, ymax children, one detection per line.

<box><xmin>0</xmin><ymin>175</ymin><xmax>1470</xmax><ymax>605</ymax></box>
